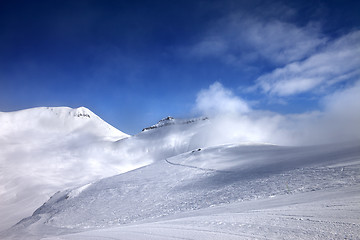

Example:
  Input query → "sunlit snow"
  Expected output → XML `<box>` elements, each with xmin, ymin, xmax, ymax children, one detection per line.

<box><xmin>0</xmin><ymin>107</ymin><xmax>359</xmax><ymax>239</ymax></box>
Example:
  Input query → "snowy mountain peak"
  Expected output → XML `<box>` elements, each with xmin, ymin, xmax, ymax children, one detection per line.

<box><xmin>0</xmin><ymin>106</ymin><xmax>129</xmax><ymax>142</ymax></box>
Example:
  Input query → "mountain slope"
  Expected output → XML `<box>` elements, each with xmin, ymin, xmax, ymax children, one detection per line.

<box><xmin>4</xmin><ymin>141</ymin><xmax>359</xmax><ymax>239</ymax></box>
<box><xmin>0</xmin><ymin>107</ymin><xmax>131</xmax><ymax>231</ymax></box>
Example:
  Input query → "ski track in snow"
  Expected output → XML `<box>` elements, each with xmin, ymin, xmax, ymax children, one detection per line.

<box><xmin>164</xmin><ymin>158</ymin><xmax>232</xmax><ymax>173</ymax></box>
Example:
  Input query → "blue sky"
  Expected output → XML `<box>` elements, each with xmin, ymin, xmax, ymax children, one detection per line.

<box><xmin>0</xmin><ymin>0</ymin><xmax>359</xmax><ymax>134</ymax></box>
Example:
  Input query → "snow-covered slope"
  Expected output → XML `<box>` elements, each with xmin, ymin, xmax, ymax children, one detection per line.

<box><xmin>0</xmin><ymin>107</ymin><xmax>131</xmax><ymax>231</ymax></box>
<box><xmin>41</xmin><ymin>186</ymin><xmax>360</xmax><ymax>240</ymax></box>
<box><xmin>3</xmin><ymin>141</ymin><xmax>359</xmax><ymax>239</ymax></box>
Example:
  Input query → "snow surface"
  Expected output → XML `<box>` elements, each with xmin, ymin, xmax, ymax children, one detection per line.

<box><xmin>2</xmin><ymin>142</ymin><xmax>360</xmax><ymax>239</ymax></box>
<box><xmin>0</xmin><ymin>107</ymin><xmax>130</xmax><ymax>231</ymax></box>
<box><xmin>1</xmin><ymin>107</ymin><xmax>359</xmax><ymax>239</ymax></box>
<box><xmin>41</xmin><ymin>186</ymin><xmax>360</xmax><ymax>240</ymax></box>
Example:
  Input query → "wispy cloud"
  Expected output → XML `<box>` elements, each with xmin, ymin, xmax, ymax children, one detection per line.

<box><xmin>255</xmin><ymin>30</ymin><xmax>360</xmax><ymax>96</ymax></box>
<box><xmin>187</xmin><ymin>14</ymin><xmax>326</xmax><ymax>66</ymax></box>
<box><xmin>185</xmin><ymin>9</ymin><xmax>360</xmax><ymax>100</ymax></box>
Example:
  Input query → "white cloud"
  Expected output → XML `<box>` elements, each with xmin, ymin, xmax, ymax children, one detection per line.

<box><xmin>256</xmin><ymin>30</ymin><xmax>360</xmax><ymax>96</ymax></box>
<box><xmin>188</xmin><ymin>14</ymin><xmax>325</xmax><ymax>66</ymax></box>
<box><xmin>195</xmin><ymin>82</ymin><xmax>250</xmax><ymax>116</ymax></box>
<box><xmin>194</xmin><ymin>81</ymin><xmax>360</xmax><ymax>146</ymax></box>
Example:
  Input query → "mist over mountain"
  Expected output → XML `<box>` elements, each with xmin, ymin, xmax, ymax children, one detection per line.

<box><xmin>0</xmin><ymin>106</ymin><xmax>359</xmax><ymax>239</ymax></box>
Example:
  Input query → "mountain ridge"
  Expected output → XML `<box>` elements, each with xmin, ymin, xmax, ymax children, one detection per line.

<box><xmin>142</xmin><ymin>116</ymin><xmax>209</xmax><ymax>132</ymax></box>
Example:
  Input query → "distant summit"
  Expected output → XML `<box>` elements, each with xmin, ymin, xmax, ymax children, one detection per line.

<box><xmin>142</xmin><ymin>116</ymin><xmax>208</xmax><ymax>131</ymax></box>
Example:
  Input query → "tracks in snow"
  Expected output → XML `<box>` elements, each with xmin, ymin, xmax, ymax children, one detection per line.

<box><xmin>164</xmin><ymin>158</ymin><xmax>232</xmax><ymax>173</ymax></box>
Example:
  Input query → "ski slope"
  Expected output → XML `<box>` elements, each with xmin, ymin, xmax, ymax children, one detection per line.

<box><xmin>3</xmin><ymin>141</ymin><xmax>359</xmax><ymax>239</ymax></box>
<box><xmin>41</xmin><ymin>186</ymin><xmax>360</xmax><ymax>240</ymax></box>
